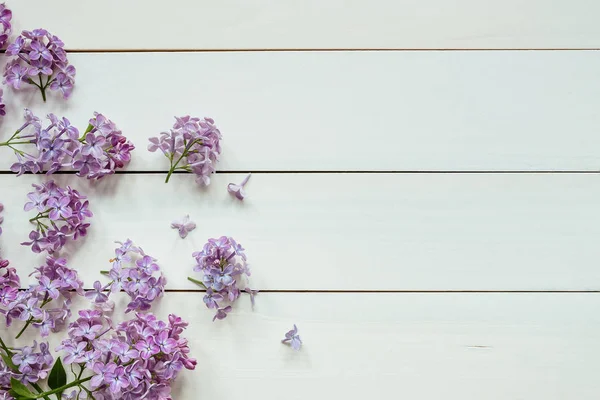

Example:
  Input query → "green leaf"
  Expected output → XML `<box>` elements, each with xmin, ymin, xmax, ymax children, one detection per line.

<box><xmin>10</xmin><ymin>378</ymin><xmax>36</xmax><ymax>398</ymax></box>
<box><xmin>1</xmin><ymin>351</ymin><xmax>17</xmax><ymax>371</ymax></box>
<box><xmin>47</xmin><ymin>357</ymin><xmax>67</xmax><ymax>390</ymax></box>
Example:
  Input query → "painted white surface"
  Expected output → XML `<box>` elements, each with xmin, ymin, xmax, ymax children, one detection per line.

<box><xmin>0</xmin><ymin>3</ymin><xmax>598</xmax><ymax>398</ymax></box>
<box><xmin>1</xmin><ymin>173</ymin><xmax>599</xmax><ymax>291</ymax></box>
<box><xmin>9</xmin><ymin>0</ymin><xmax>600</xmax><ymax>49</ymax></box>
<box><xmin>0</xmin><ymin>52</ymin><xmax>599</xmax><ymax>171</ymax></box>
<box><xmin>4</xmin><ymin>293</ymin><xmax>600</xmax><ymax>399</ymax></box>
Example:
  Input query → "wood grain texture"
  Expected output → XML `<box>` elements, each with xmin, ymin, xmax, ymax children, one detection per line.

<box><xmin>3</xmin><ymin>293</ymin><xmax>600</xmax><ymax>399</ymax></box>
<box><xmin>0</xmin><ymin>51</ymin><xmax>599</xmax><ymax>171</ymax></box>
<box><xmin>1</xmin><ymin>173</ymin><xmax>599</xmax><ymax>291</ymax></box>
<box><xmin>9</xmin><ymin>0</ymin><xmax>600</xmax><ymax>50</ymax></box>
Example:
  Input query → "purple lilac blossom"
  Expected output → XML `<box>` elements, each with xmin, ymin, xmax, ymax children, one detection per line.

<box><xmin>4</xmin><ymin>29</ymin><xmax>75</xmax><ymax>101</ymax></box>
<box><xmin>148</xmin><ymin>115</ymin><xmax>222</xmax><ymax>185</ymax></box>
<box><xmin>170</xmin><ymin>215</ymin><xmax>196</xmax><ymax>239</ymax></box>
<box><xmin>56</xmin><ymin>310</ymin><xmax>196</xmax><ymax>399</ymax></box>
<box><xmin>0</xmin><ymin>255</ymin><xmax>83</xmax><ymax>337</ymax></box>
<box><xmin>281</xmin><ymin>324</ymin><xmax>302</xmax><ymax>351</ymax></box>
<box><xmin>0</xmin><ymin>341</ymin><xmax>53</xmax><ymax>390</ymax></box>
<box><xmin>0</xmin><ymin>88</ymin><xmax>6</xmax><ymax>117</ymax></box>
<box><xmin>0</xmin><ymin>3</ymin><xmax>11</xmax><ymax>49</ymax></box>
<box><xmin>2</xmin><ymin>109</ymin><xmax>134</xmax><ymax>180</ymax></box>
<box><xmin>21</xmin><ymin>180</ymin><xmax>93</xmax><ymax>254</ymax></box>
<box><xmin>88</xmin><ymin>239</ymin><xmax>166</xmax><ymax>313</ymax></box>
<box><xmin>190</xmin><ymin>236</ymin><xmax>257</xmax><ymax>321</ymax></box>
<box><xmin>227</xmin><ymin>173</ymin><xmax>251</xmax><ymax>200</ymax></box>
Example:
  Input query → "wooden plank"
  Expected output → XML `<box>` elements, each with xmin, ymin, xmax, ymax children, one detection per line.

<box><xmin>1</xmin><ymin>51</ymin><xmax>599</xmax><ymax>171</ymax></box>
<box><xmin>2</xmin><ymin>173</ymin><xmax>600</xmax><ymax>291</ymax></box>
<box><xmin>9</xmin><ymin>1</ymin><xmax>600</xmax><ymax>50</ymax></box>
<box><xmin>3</xmin><ymin>293</ymin><xmax>600</xmax><ymax>399</ymax></box>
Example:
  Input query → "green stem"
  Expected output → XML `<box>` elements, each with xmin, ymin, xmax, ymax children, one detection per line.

<box><xmin>15</xmin><ymin>297</ymin><xmax>51</xmax><ymax>339</ymax></box>
<box><xmin>38</xmin><ymin>74</ymin><xmax>47</xmax><ymax>102</ymax></box>
<box><xmin>32</xmin><ymin>376</ymin><xmax>93</xmax><ymax>399</ymax></box>
<box><xmin>15</xmin><ymin>319</ymin><xmax>33</xmax><ymax>339</ymax></box>
<box><xmin>187</xmin><ymin>277</ymin><xmax>207</xmax><ymax>289</ymax></box>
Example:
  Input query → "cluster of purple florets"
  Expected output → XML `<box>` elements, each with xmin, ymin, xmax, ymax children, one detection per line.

<box><xmin>148</xmin><ymin>115</ymin><xmax>222</xmax><ymax>185</ymax></box>
<box><xmin>192</xmin><ymin>236</ymin><xmax>255</xmax><ymax>321</ymax></box>
<box><xmin>0</xmin><ymin>256</ymin><xmax>83</xmax><ymax>337</ymax></box>
<box><xmin>87</xmin><ymin>239</ymin><xmax>166</xmax><ymax>313</ymax></box>
<box><xmin>7</xmin><ymin>109</ymin><xmax>134</xmax><ymax>180</ymax></box>
<box><xmin>4</xmin><ymin>28</ymin><xmax>76</xmax><ymax>100</ymax></box>
<box><xmin>22</xmin><ymin>181</ymin><xmax>92</xmax><ymax>254</ymax></box>
<box><xmin>0</xmin><ymin>340</ymin><xmax>54</xmax><ymax>394</ymax></box>
<box><xmin>57</xmin><ymin>310</ymin><xmax>196</xmax><ymax>399</ymax></box>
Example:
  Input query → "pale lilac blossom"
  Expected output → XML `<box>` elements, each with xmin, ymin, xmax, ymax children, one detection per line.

<box><xmin>4</xmin><ymin>29</ymin><xmax>74</xmax><ymax>101</ymax></box>
<box><xmin>190</xmin><ymin>236</ymin><xmax>257</xmax><ymax>321</ymax></box>
<box><xmin>227</xmin><ymin>173</ymin><xmax>251</xmax><ymax>200</ymax></box>
<box><xmin>21</xmin><ymin>181</ymin><xmax>92</xmax><ymax>254</ymax></box>
<box><xmin>148</xmin><ymin>115</ymin><xmax>222</xmax><ymax>185</ymax></box>
<box><xmin>1</xmin><ymin>109</ymin><xmax>134</xmax><ymax>180</ymax></box>
<box><xmin>281</xmin><ymin>324</ymin><xmax>302</xmax><ymax>351</ymax></box>
<box><xmin>170</xmin><ymin>215</ymin><xmax>196</xmax><ymax>238</ymax></box>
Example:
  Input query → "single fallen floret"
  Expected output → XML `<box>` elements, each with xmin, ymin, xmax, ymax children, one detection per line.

<box><xmin>227</xmin><ymin>173</ymin><xmax>251</xmax><ymax>200</ymax></box>
<box><xmin>171</xmin><ymin>215</ymin><xmax>196</xmax><ymax>238</ymax></box>
<box><xmin>281</xmin><ymin>324</ymin><xmax>302</xmax><ymax>351</ymax></box>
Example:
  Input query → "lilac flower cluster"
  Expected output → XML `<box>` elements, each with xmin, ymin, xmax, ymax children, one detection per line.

<box><xmin>0</xmin><ymin>202</ymin><xmax>4</xmax><ymax>236</ymax></box>
<box><xmin>148</xmin><ymin>115</ymin><xmax>222</xmax><ymax>185</ymax></box>
<box><xmin>0</xmin><ymin>3</ymin><xmax>12</xmax><ymax>49</ymax></box>
<box><xmin>0</xmin><ymin>88</ymin><xmax>6</xmax><ymax>117</ymax></box>
<box><xmin>4</xmin><ymin>29</ymin><xmax>75</xmax><ymax>101</ymax></box>
<box><xmin>190</xmin><ymin>236</ymin><xmax>255</xmax><ymax>321</ymax></box>
<box><xmin>21</xmin><ymin>181</ymin><xmax>92</xmax><ymax>254</ymax></box>
<box><xmin>89</xmin><ymin>239</ymin><xmax>166</xmax><ymax>313</ymax></box>
<box><xmin>57</xmin><ymin>310</ymin><xmax>196</xmax><ymax>399</ymax></box>
<box><xmin>1</xmin><ymin>256</ymin><xmax>83</xmax><ymax>338</ymax></box>
<box><xmin>0</xmin><ymin>341</ymin><xmax>53</xmax><ymax>392</ymax></box>
<box><xmin>3</xmin><ymin>109</ymin><xmax>135</xmax><ymax>180</ymax></box>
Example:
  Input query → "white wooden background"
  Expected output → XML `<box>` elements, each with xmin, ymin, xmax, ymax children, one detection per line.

<box><xmin>1</xmin><ymin>1</ymin><xmax>600</xmax><ymax>398</ymax></box>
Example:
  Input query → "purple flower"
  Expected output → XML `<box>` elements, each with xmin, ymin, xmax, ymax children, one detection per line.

<box><xmin>213</xmin><ymin>306</ymin><xmax>232</xmax><ymax>321</ymax></box>
<box><xmin>85</xmin><ymin>281</ymin><xmax>109</xmax><ymax>304</ymax></box>
<box><xmin>22</xmin><ymin>181</ymin><xmax>92</xmax><ymax>253</ymax></box>
<box><xmin>170</xmin><ymin>215</ymin><xmax>196</xmax><ymax>238</ymax></box>
<box><xmin>281</xmin><ymin>324</ymin><xmax>302</xmax><ymax>350</ymax></box>
<box><xmin>0</xmin><ymin>4</ymin><xmax>12</xmax><ymax>48</ymax></box>
<box><xmin>155</xmin><ymin>330</ymin><xmax>177</xmax><ymax>354</ymax></box>
<box><xmin>81</xmin><ymin>132</ymin><xmax>106</xmax><ymax>158</ymax></box>
<box><xmin>4</xmin><ymin>29</ymin><xmax>75</xmax><ymax>101</ymax></box>
<box><xmin>38</xmin><ymin>276</ymin><xmax>60</xmax><ymax>299</ymax></box>
<box><xmin>24</xmin><ymin>191</ymin><xmax>48</xmax><ymax>212</ymax></box>
<box><xmin>203</xmin><ymin>289</ymin><xmax>223</xmax><ymax>309</ymax></box>
<box><xmin>91</xmin><ymin>362</ymin><xmax>116</xmax><ymax>388</ymax></box>
<box><xmin>227</xmin><ymin>173</ymin><xmax>252</xmax><ymax>200</ymax></box>
<box><xmin>107</xmin><ymin>366</ymin><xmax>130</xmax><ymax>392</ymax></box>
<box><xmin>191</xmin><ymin>236</ymin><xmax>253</xmax><ymax>320</ymax></box>
<box><xmin>135</xmin><ymin>337</ymin><xmax>160</xmax><ymax>360</ymax></box>
<box><xmin>148</xmin><ymin>115</ymin><xmax>222</xmax><ymax>184</ymax></box>
<box><xmin>47</xmin><ymin>195</ymin><xmax>72</xmax><ymax>220</ymax></box>
<box><xmin>2</xmin><ymin>110</ymin><xmax>135</xmax><ymax>180</ymax></box>
<box><xmin>3</xmin><ymin>61</ymin><xmax>29</xmax><ymax>89</ymax></box>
